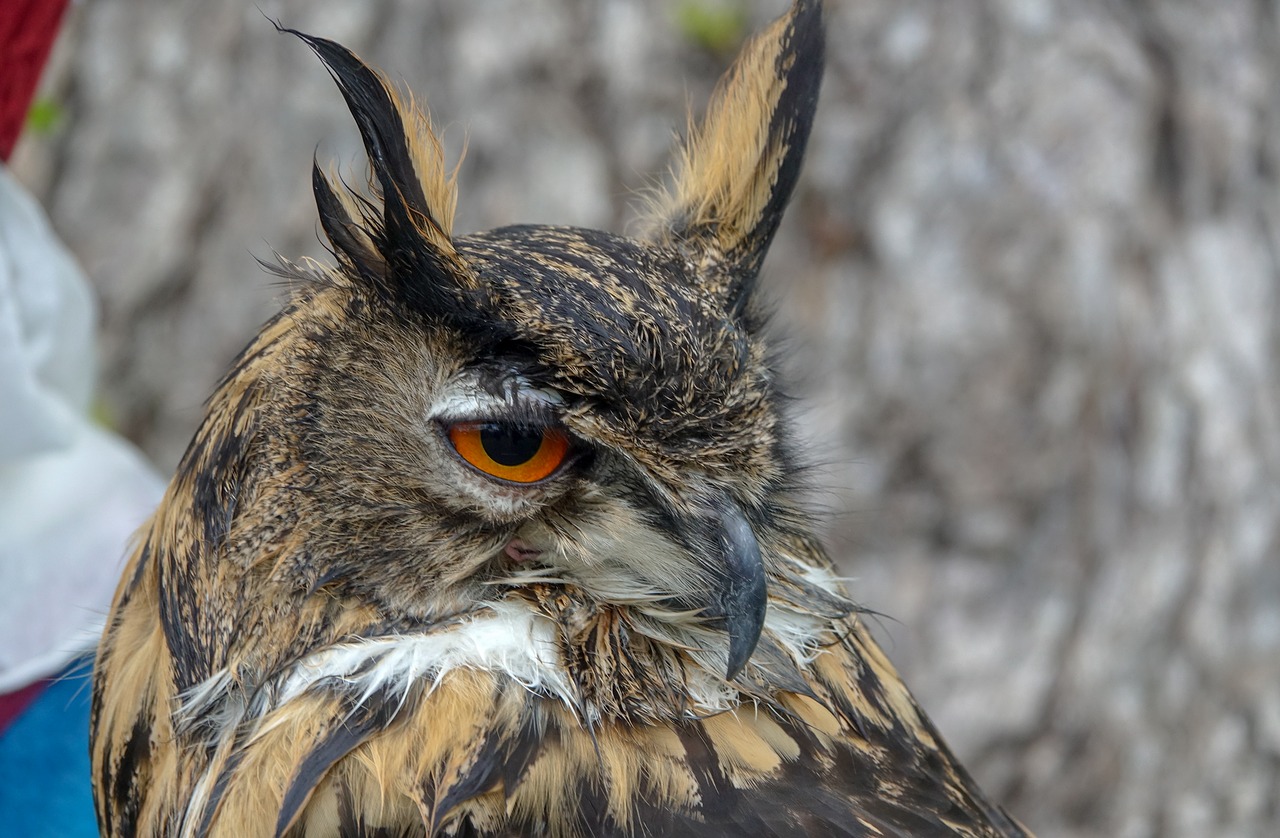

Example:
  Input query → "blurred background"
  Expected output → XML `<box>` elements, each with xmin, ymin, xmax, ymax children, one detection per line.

<box><xmin>10</xmin><ymin>0</ymin><xmax>1279</xmax><ymax>834</ymax></box>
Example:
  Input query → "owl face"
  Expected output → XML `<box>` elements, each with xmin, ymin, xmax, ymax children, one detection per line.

<box><xmin>283</xmin><ymin>219</ymin><xmax>785</xmax><ymax>679</ymax></box>
<box><xmin>253</xmin><ymin>6</ymin><xmax>825</xmax><ymax>683</ymax></box>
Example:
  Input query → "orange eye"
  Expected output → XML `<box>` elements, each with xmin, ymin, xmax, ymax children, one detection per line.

<box><xmin>446</xmin><ymin>422</ymin><xmax>571</xmax><ymax>484</ymax></box>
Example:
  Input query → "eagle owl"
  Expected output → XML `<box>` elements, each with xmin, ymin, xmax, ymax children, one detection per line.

<box><xmin>91</xmin><ymin>2</ymin><xmax>1031</xmax><ymax>835</ymax></box>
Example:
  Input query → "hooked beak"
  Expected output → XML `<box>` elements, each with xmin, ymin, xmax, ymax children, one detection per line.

<box><xmin>681</xmin><ymin>493</ymin><xmax>768</xmax><ymax>680</ymax></box>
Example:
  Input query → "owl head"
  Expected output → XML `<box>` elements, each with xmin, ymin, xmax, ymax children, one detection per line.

<box><xmin>236</xmin><ymin>0</ymin><xmax>826</xmax><ymax>693</ymax></box>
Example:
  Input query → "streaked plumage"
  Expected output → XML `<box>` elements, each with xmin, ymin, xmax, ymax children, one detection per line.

<box><xmin>91</xmin><ymin>2</ymin><xmax>1032</xmax><ymax>835</ymax></box>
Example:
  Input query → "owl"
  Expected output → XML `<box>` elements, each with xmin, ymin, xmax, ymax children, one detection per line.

<box><xmin>91</xmin><ymin>2</ymin><xmax>1031</xmax><ymax>836</ymax></box>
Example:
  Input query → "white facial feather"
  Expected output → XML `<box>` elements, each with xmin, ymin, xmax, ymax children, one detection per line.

<box><xmin>764</xmin><ymin>604</ymin><xmax>830</xmax><ymax>666</ymax></box>
<box><xmin>275</xmin><ymin>600</ymin><xmax>574</xmax><ymax>709</ymax></box>
<box><xmin>177</xmin><ymin>594</ymin><xmax>835</xmax><ymax>747</ymax></box>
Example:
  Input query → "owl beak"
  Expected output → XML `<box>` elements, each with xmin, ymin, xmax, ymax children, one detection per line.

<box><xmin>697</xmin><ymin>494</ymin><xmax>768</xmax><ymax>680</ymax></box>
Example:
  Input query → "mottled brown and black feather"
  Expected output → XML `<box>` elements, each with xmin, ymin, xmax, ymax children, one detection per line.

<box><xmin>655</xmin><ymin>0</ymin><xmax>824</xmax><ymax>311</ymax></box>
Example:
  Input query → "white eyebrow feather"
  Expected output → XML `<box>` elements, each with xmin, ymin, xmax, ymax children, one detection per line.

<box><xmin>429</xmin><ymin>371</ymin><xmax>563</xmax><ymax>422</ymax></box>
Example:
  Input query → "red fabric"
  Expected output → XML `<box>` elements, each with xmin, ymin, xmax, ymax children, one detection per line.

<box><xmin>0</xmin><ymin>0</ymin><xmax>69</xmax><ymax>161</ymax></box>
<box><xmin>0</xmin><ymin>679</ymin><xmax>48</xmax><ymax>735</ymax></box>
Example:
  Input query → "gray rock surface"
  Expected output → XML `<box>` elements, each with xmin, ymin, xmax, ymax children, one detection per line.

<box><xmin>13</xmin><ymin>1</ymin><xmax>1279</xmax><ymax>834</ymax></box>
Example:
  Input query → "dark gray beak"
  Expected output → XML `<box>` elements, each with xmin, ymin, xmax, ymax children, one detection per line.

<box><xmin>682</xmin><ymin>493</ymin><xmax>768</xmax><ymax>680</ymax></box>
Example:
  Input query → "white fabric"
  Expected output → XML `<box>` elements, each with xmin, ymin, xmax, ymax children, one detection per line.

<box><xmin>0</xmin><ymin>167</ymin><xmax>165</xmax><ymax>692</ymax></box>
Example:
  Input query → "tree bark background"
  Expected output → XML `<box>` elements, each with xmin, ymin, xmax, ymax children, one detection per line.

<box><xmin>13</xmin><ymin>1</ymin><xmax>1279</xmax><ymax>835</ymax></box>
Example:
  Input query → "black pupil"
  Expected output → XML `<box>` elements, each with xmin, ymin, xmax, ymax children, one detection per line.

<box><xmin>480</xmin><ymin>425</ymin><xmax>545</xmax><ymax>467</ymax></box>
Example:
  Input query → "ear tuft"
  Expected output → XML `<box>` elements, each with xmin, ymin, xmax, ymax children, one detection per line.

<box><xmin>285</xmin><ymin>27</ymin><xmax>483</xmax><ymax>320</ymax></box>
<box><xmin>312</xmin><ymin>159</ymin><xmax>384</xmax><ymax>283</ymax></box>
<box><xmin>288</xmin><ymin>29</ymin><xmax>457</xmax><ymax>249</ymax></box>
<box><xmin>649</xmin><ymin>0</ymin><xmax>824</xmax><ymax>313</ymax></box>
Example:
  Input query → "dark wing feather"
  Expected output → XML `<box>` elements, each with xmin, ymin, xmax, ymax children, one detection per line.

<box><xmin>275</xmin><ymin>687</ymin><xmax>403</xmax><ymax>837</ymax></box>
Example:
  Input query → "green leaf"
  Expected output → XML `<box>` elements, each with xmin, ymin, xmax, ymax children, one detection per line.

<box><xmin>674</xmin><ymin>1</ymin><xmax>748</xmax><ymax>56</ymax></box>
<box><xmin>26</xmin><ymin>97</ymin><xmax>63</xmax><ymax>135</ymax></box>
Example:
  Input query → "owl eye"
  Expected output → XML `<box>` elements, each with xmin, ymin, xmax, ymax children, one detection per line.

<box><xmin>446</xmin><ymin>421</ymin><xmax>571</xmax><ymax>484</ymax></box>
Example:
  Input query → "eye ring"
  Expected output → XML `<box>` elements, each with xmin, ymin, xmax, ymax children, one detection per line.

<box><xmin>445</xmin><ymin>421</ymin><xmax>572</xmax><ymax>484</ymax></box>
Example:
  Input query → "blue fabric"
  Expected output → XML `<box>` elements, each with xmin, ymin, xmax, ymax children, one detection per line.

<box><xmin>0</xmin><ymin>659</ymin><xmax>98</xmax><ymax>837</ymax></box>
